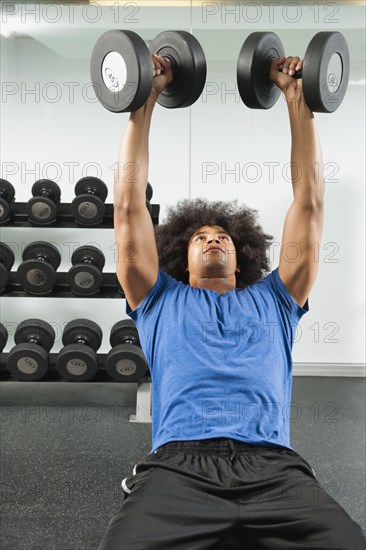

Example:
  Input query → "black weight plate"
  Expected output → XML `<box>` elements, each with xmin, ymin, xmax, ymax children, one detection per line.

<box><xmin>22</xmin><ymin>241</ymin><xmax>61</xmax><ymax>270</ymax></box>
<box><xmin>71</xmin><ymin>195</ymin><xmax>105</xmax><ymax>226</ymax></box>
<box><xmin>0</xmin><ymin>179</ymin><xmax>15</xmax><ymax>202</ymax></box>
<box><xmin>27</xmin><ymin>196</ymin><xmax>57</xmax><ymax>225</ymax></box>
<box><xmin>106</xmin><ymin>344</ymin><xmax>147</xmax><ymax>382</ymax></box>
<box><xmin>32</xmin><ymin>179</ymin><xmax>61</xmax><ymax>203</ymax></box>
<box><xmin>75</xmin><ymin>177</ymin><xmax>108</xmax><ymax>202</ymax></box>
<box><xmin>0</xmin><ymin>264</ymin><xmax>9</xmax><ymax>292</ymax></box>
<box><xmin>17</xmin><ymin>259</ymin><xmax>57</xmax><ymax>295</ymax></box>
<box><xmin>71</xmin><ymin>245</ymin><xmax>105</xmax><ymax>271</ymax></box>
<box><xmin>237</xmin><ymin>32</ymin><xmax>284</xmax><ymax>110</ymax></box>
<box><xmin>110</xmin><ymin>319</ymin><xmax>140</xmax><ymax>347</ymax></box>
<box><xmin>149</xmin><ymin>30</ymin><xmax>207</xmax><ymax>109</ymax></box>
<box><xmin>0</xmin><ymin>198</ymin><xmax>11</xmax><ymax>224</ymax></box>
<box><xmin>146</xmin><ymin>182</ymin><xmax>153</xmax><ymax>201</ymax></box>
<box><xmin>0</xmin><ymin>242</ymin><xmax>15</xmax><ymax>271</ymax></box>
<box><xmin>302</xmin><ymin>32</ymin><xmax>350</xmax><ymax>113</ymax></box>
<box><xmin>62</xmin><ymin>319</ymin><xmax>102</xmax><ymax>350</ymax></box>
<box><xmin>0</xmin><ymin>323</ymin><xmax>8</xmax><ymax>351</ymax></box>
<box><xmin>56</xmin><ymin>344</ymin><xmax>98</xmax><ymax>382</ymax></box>
<box><xmin>68</xmin><ymin>264</ymin><xmax>103</xmax><ymax>295</ymax></box>
<box><xmin>15</xmin><ymin>319</ymin><xmax>55</xmax><ymax>351</ymax></box>
<box><xmin>90</xmin><ymin>29</ymin><xmax>153</xmax><ymax>113</ymax></box>
<box><xmin>6</xmin><ymin>343</ymin><xmax>49</xmax><ymax>380</ymax></box>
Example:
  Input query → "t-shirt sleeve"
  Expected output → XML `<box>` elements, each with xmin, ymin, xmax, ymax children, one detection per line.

<box><xmin>125</xmin><ymin>268</ymin><xmax>173</xmax><ymax>323</ymax></box>
<box><xmin>261</xmin><ymin>267</ymin><xmax>309</xmax><ymax>322</ymax></box>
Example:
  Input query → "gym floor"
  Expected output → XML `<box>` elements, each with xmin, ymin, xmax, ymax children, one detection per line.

<box><xmin>0</xmin><ymin>376</ymin><xmax>365</xmax><ymax>549</ymax></box>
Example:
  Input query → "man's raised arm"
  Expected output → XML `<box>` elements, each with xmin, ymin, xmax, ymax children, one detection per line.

<box><xmin>269</xmin><ymin>55</ymin><xmax>325</xmax><ymax>308</ymax></box>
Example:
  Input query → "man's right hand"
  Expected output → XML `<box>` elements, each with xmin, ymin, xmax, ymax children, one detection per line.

<box><xmin>150</xmin><ymin>54</ymin><xmax>174</xmax><ymax>100</ymax></box>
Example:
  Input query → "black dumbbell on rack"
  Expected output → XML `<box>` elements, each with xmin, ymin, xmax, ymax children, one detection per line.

<box><xmin>0</xmin><ymin>323</ymin><xmax>8</xmax><ymax>354</ymax></box>
<box><xmin>67</xmin><ymin>245</ymin><xmax>106</xmax><ymax>296</ymax></box>
<box><xmin>17</xmin><ymin>242</ymin><xmax>61</xmax><ymax>296</ymax></box>
<box><xmin>71</xmin><ymin>176</ymin><xmax>109</xmax><ymax>227</ymax></box>
<box><xmin>106</xmin><ymin>320</ymin><xmax>148</xmax><ymax>382</ymax></box>
<box><xmin>0</xmin><ymin>179</ymin><xmax>16</xmax><ymax>225</ymax></box>
<box><xmin>6</xmin><ymin>319</ymin><xmax>55</xmax><ymax>381</ymax></box>
<box><xmin>26</xmin><ymin>179</ymin><xmax>62</xmax><ymax>226</ymax></box>
<box><xmin>0</xmin><ymin>243</ymin><xmax>15</xmax><ymax>293</ymax></box>
<box><xmin>56</xmin><ymin>319</ymin><xmax>102</xmax><ymax>382</ymax></box>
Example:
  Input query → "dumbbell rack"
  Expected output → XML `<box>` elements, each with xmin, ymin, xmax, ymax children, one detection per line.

<box><xmin>1</xmin><ymin>199</ymin><xmax>158</xmax><ymax>424</ymax></box>
<box><xmin>2</xmin><ymin>202</ymin><xmax>160</xmax><ymax>227</ymax></box>
<box><xmin>0</xmin><ymin>352</ymin><xmax>153</xmax><ymax>423</ymax></box>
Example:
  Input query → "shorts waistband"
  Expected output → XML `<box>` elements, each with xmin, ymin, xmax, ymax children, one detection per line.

<box><xmin>155</xmin><ymin>438</ymin><xmax>294</xmax><ymax>457</ymax></box>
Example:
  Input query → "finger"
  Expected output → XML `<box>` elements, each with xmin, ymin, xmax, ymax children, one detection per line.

<box><xmin>295</xmin><ymin>58</ymin><xmax>304</xmax><ymax>72</ymax></box>
<box><xmin>281</xmin><ymin>56</ymin><xmax>293</xmax><ymax>74</ymax></box>
<box><xmin>288</xmin><ymin>56</ymin><xmax>301</xmax><ymax>76</ymax></box>
<box><xmin>152</xmin><ymin>54</ymin><xmax>162</xmax><ymax>76</ymax></box>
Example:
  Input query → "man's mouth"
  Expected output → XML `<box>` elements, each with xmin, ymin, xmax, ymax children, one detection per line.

<box><xmin>205</xmin><ymin>246</ymin><xmax>224</xmax><ymax>253</ymax></box>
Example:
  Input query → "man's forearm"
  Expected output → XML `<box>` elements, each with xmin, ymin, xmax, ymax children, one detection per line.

<box><xmin>287</xmin><ymin>96</ymin><xmax>324</xmax><ymax>208</ymax></box>
<box><xmin>114</xmin><ymin>96</ymin><xmax>157</xmax><ymax>210</ymax></box>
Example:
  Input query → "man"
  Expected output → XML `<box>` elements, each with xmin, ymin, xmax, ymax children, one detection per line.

<box><xmin>98</xmin><ymin>53</ymin><xmax>366</xmax><ymax>549</ymax></box>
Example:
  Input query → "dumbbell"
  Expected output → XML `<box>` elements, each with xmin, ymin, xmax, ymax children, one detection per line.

<box><xmin>71</xmin><ymin>176</ymin><xmax>108</xmax><ymax>226</ymax></box>
<box><xmin>67</xmin><ymin>245</ymin><xmax>105</xmax><ymax>296</ymax></box>
<box><xmin>0</xmin><ymin>323</ymin><xmax>8</xmax><ymax>353</ymax></box>
<box><xmin>6</xmin><ymin>319</ymin><xmax>55</xmax><ymax>381</ymax></box>
<box><xmin>90</xmin><ymin>29</ymin><xmax>207</xmax><ymax>113</ymax></box>
<box><xmin>106</xmin><ymin>320</ymin><xmax>148</xmax><ymax>382</ymax></box>
<box><xmin>26</xmin><ymin>179</ymin><xmax>61</xmax><ymax>225</ymax></box>
<box><xmin>0</xmin><ymin>179</ymin><xmax>16</xmax><ymax>225</ymax></box>
<box><xmin>17</xmin><ymin>242</ymin><xmax>61</xmax><ymax>295</ymax></box>
<box><xmin>0</xmin><ymin>242</ymin><xmax>15</xmax><ymax>293</ymax></box>
<box><xmin>237</xmin><ymin>31</ymin><xmax>350</xmax><ymax>113</ymax></box>
<box><xmin>56</xmin><ymin>319</ymin><xmax>102</xmax><ymax>382</ymax></box>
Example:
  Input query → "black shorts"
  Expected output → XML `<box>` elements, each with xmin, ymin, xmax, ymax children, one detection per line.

<box><xmin>97</xmin><ymin>438</ymin><xmax>366</xmax><ymax>550</ymax></box>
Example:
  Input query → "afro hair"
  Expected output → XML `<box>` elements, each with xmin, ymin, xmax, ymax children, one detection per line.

<box><xmin>154</xmin><ymin>197</ymin><xmax>274</xmax><ymax>288</ymax></box>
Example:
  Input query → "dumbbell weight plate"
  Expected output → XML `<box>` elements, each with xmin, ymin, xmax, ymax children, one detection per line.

<box><xmin>17</xmin><ymin>242</ymin><xmax>61</xmax><ymax>295</ymax></box>
<box><xmin>15</xmin><ymin>318</ymin><xmax>56</xmax><ymax>351</ymax></box>
<box><xmin>6</xmin><ymin>342</ymin><xmax>49</xmax><ymax>381</ymax></box>
<box><xmin>302</xmin><ymin>32</ymin><xmax>350</xmax><ymax>113</ymax></box>
<box><xmin>62</xmin><ymin>319</ymin><xmax>103</xmax><ymax>351</ymax></box>
<box><xmin>0</xmin><ymin>242</ymin><xmax>15</xmax><ymax>292</ymax></box>
<box><xmin>75</xmin><ymin>177</ymin><xmax>108</xmax><ymax>202</ymax></box>
<box><xmin>106</xmin><ymin>344</ymin><xmax>148</xmax><ymax>382</ymax></box>
<box><xmin>0</xmin><ymin>179</ymin><xmax>15</xmax><ymax>224</ymax></box>
<box><xmin>27</xmin><ymin>179</ymin><xmax>61</xmax><ymax>225</ymax></box>
<box><xmin>68</xmin><ymin>246</ymin><xmax>105</xmax><ymax>295</ymax></box>
<box><xmin>90</xmin><ymin>30</ymin><xmax>153</xmax><ymax>113</ymax></box>
<box><xmin>149</xmin><ymin>31</ymin><xmax>207</xmax><ymax>109</ymax></box>
<box><xmin>56</xmin><ymin>344</ymin><xmax>99</xmax><ymax>382</ymax></box>
<box><xmin>0</xmin><ymin>323</ymin><xmax>8</xmax><ymax>352</ymax></box>
<box><xmin>72</xmin><ymin>177</ymin><xmax>108</xmax><ymax>226</ymax></box>
<box><xmin>110</xmin><ymin>319</ymin><xmax>140</xmax><ymax>347</ymax></box>
<box><xmin>237</xmin><ymin>32</ymin><xmax>284</xmax><ymax>110</ymax></box>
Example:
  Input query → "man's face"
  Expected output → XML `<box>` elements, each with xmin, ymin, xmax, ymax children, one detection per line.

<box><xmin>186</xmin><ymin>225</ymin><xmax>240</xmax><ymax>279</ymax></box>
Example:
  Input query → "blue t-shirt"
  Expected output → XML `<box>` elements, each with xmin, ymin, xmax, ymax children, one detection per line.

<box><xmin>126</xmin><ymin>268</ymin><xmax>309</xmax><ymax>454</ymax></box>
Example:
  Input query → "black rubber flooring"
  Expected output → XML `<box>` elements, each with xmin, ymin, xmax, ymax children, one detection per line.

<box><xmin>0</xmin><ymin>377</ymin><xmax>365</xmax><ymax>549</ymax></box>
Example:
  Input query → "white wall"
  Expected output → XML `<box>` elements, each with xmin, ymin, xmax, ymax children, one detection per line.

<box><xmin>0</xmin><ymin>3</ymin><xmax>365</xmax><ymax>366</ymax></box>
